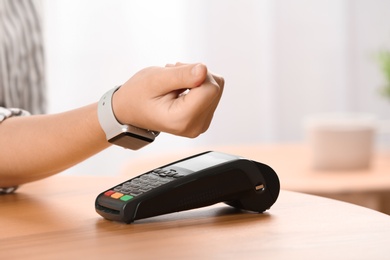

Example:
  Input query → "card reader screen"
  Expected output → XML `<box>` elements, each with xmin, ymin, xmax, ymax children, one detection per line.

<box><xmin>172</xmin><ymin>152</ymin><xmax>238</xmax><ymax>172</ymax></box>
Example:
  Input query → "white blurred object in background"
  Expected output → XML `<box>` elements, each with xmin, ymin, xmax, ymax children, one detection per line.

<box><xmin>305</xmin><ymin>113</ymin><xmax>377</xmax><ymax>170</ymax></box>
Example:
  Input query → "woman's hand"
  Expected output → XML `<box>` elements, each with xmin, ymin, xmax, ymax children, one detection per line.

<box><xmin>112</xmin><ymin>63</ymin><xmax>224</xmax><ymax>137</ymax></box>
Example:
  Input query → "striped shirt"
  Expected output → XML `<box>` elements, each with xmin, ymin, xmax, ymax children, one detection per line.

<box><xmin>0</xmin><ymin>0</ymin><xmax>46</xmax><ymax>114</ymax></box>
<box><xmin>0</xmin><ymin>0</ymin><xmax>46</xmax><ymax>193</ymax></box>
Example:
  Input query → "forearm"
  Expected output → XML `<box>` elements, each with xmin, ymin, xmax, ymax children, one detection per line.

<box><xmin>0</xmin><ymin>63</ymin><xmax>224</xmax><ymax>188</ymax></box>
<box><xmin>0</xmin><ymin>103</ymin><xmax>110</xmax><ymax>187</ymax></box>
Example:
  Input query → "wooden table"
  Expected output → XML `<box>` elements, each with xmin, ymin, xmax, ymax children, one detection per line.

<box><xmin>124</xmin><ymin>143</ymin><xmax>390</xmax><ymax>214</ymax></box>
<box><xmin>1</xmin><ymin>175</ymin><xmax>390</xmax><ymax>259</ymax></box>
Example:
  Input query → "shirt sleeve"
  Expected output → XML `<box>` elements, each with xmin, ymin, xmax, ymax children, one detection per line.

<box><xmin>0</xmin><ymin>107</ymin><xmax>31</xmax><ymax>194</ymax></box>
<box><xmin>0</xmin><ymin>0</ymin><xmax>45</xmax><ymax>194</ymax></box>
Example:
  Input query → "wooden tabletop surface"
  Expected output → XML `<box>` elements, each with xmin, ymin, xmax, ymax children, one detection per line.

<box><xmin>1</xmin><ymin>175</ymin><xmax>390</xmax><ymax>259</ymax></box>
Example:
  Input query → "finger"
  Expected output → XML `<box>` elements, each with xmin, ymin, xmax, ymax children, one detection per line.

<box><xmin>175</xmin><ymin>62</ymin><xmax>187</xmax><ymax>67</ymax></box>
<box><xmin>200</xmin><ymin>75</ymin><xmax>224</xmax><ymax>131</ymax></box>
<box><xmin>165</xmin><ymin>62</ymin><xmax>185</xmax><ymax>67</ymax></box>
<box><xmin>207</xmin><ymin>69</ymin><xmax>225</xmax><ymax>88</ymax></box>
<box><xmin>157</xmin><ymin>63</ymin><xmax>208</xmax><ymax>95</ymax></box>
<box><xmin>193</xmin><ymin>72</ymin><xmax>224</xmax><ymax>132</ymax></box>
<box><xmin>180</xmin><ymin>73</ymin><xmax>222</xmax><ymax>115</ymax></box>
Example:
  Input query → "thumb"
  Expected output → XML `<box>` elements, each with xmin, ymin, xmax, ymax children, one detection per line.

<box><xmin>158</xmin><ymin>63</ymin><xmax>208</xmax><ymax>94</ymax></box>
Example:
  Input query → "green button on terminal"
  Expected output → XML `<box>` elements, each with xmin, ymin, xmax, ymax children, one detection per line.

<box><xmin>120</xmin><ymin>195</ymin><xmax>134</xmax><ymax>201</ymax></box>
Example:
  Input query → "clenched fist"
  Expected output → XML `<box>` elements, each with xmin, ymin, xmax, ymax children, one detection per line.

<box><xmin>113</xmin><ymin>63</ymin><xmax>224</xmax><ymax>138</ymax></box>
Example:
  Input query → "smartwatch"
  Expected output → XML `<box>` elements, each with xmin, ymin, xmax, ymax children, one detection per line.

<box><xmin>98</xmin><ymin>86</ymin><xmax>159</xmax><ymax>150</ymax></box>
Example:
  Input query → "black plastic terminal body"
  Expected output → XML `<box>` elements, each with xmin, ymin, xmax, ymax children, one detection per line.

<box><xmin>95</xmin><ymin>151</ymin><xmax>280</xmax><ymax>224</ymax></box>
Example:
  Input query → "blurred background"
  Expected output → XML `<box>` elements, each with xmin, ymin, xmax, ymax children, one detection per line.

<box><xmin>42</xmin><ymin>0</ymin><xmax>390</xmax><ymax>176</ymax></box>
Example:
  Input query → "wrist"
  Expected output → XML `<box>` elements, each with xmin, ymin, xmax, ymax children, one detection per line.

<box><xmin>97</xmin><ymin>86</ymin><xmax>159</xmax><ymax>150</ymax></box>
<box><xmin>111</xmin><ymin>87</ymin><xmax>128</xmax><ymax>126</ymax></box>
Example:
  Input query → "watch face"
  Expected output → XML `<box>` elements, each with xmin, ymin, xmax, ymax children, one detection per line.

<box><xmin>109</xmin><ymin>132</ymin><xmax>154</xmax><ymax>150</ymax></box>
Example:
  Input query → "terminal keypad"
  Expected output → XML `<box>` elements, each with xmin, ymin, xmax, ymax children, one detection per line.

<box><xmin>103</xmin><ymin>168</ymin><xmax>187</xmax><ymax>201</ymax></box>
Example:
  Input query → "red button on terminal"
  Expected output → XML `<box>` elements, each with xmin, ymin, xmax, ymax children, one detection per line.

<box><xmin>104</xmin><ymin>190</ymin><xmax>115</xmax><ymax>196</ymax></box>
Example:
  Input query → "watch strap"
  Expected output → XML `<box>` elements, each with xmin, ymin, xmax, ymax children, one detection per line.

<box><xmin>97</xmin><ymin>86</ymin><xmax>159</xmax><ymax>150</ymax></box>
